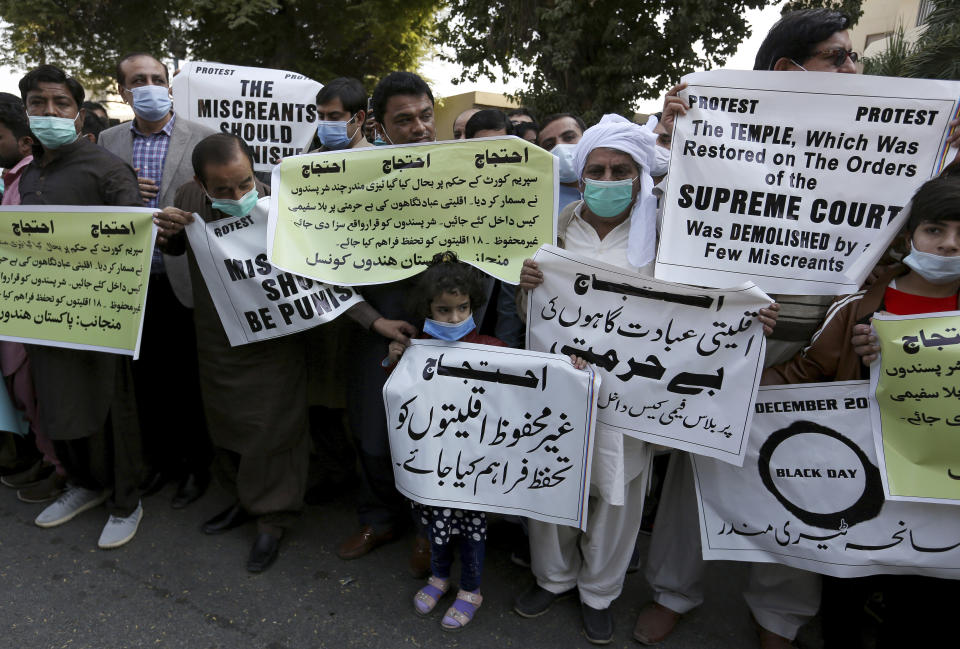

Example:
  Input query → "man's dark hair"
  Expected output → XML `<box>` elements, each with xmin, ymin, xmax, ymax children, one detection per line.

<box><xmin>753</xmin><ymin>9</ymin><xmax>851</xmax><ymax>71</ymax></box>
<box><xmin>0</xmin><ymin>101</ymin><xmax>31</xmax><ymax>140</ymax></box>
<box><xmin>191</xmin><ymin>133</ymin><xmax>255</xmax><ymax>185</ymax></box>
<box><xmin>539</xmin><ymin>112</ymin><xmax>587</xmax><ymax>135</ymax></box>
<box><xmin>907</xmin><ymin>174</ymin><xmax>960</xmax><ymax>232</ymax></box>
<box><xmin>316</xmin><ymin>77</ymin><xmax>367</xmax><ymax>116</ymax></box>
<box><xmin>514</xmin><ymin>122</ymin><xmax>539</xmax><ymax>142</ymax></box>
<box><xmin>409</xmin><ymin>252</ymin><xmax>487</xmax><ymax>320</ymax></box>
<box><xmin>116</xmin><ymin>52</ymin><xmax>170</xmax><ymax>86</ymax></box>
<box><xmin>507</xmin><ymin>107</ymin><xmax>536</xmax><ymax>122</ymax></box>
<box><xmin>81</xmin><ymin>112</ymin><xmax>107</xmax><ymax>139</ymax></box>
<box><xmin>371</xmin><ymin>72</ymin><xmax>433</xmax><ymax>125</ymax></box>
<box><xmin>465</xmin><ymin>109</ymin><xmax>514</xmax><ymax>139</ymax></box>
<box><xmin>83</xmin><ymin>101</ymin><xmax>107</xmax><ymax>114</ymax></box>
<box><xmin>19</xmin><ymin>65</ymin><xmax>84</xmax><ymax>107</ymax></box>
<box><xmin>0</xmin><ymin>92</ymin><xmax>23</xmax><ymax>106</ymax></box>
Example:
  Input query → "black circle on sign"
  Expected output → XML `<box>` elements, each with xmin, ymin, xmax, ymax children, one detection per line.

<box><xmin>757</xmin><ymin>420</ymin><xmax>884</xmax><ymax>530</ymax></box>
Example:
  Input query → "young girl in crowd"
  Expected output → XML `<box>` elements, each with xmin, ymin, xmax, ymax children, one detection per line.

<box><xmin>763</xmin><ymin>172</ymin><xmax>960</xmax><ymax>646</ymax></box>
<box><xmin>387</xmin><ymin>252</ymin><xmax>585</xmax><ymax>631</ymax></box>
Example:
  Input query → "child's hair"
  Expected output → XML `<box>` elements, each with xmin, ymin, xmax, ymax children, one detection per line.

<box><xmin>410</xmin><ymin>252</ymin><xmax>487</xmax><ymax>318</ymax></box>
<box><xmin>906</xmin><ymin>173</ymin><xmax>960</xmax><ymax>232</ymax></box>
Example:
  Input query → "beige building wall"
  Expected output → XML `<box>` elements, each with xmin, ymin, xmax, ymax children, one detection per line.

<box><xmin>849</xmin><ymin>0</ymin><xmax>931</xmax><ymax>58</ymax></box>
<box><xmin>434</xmin><ymin>91</ymin><xmax>519</xmax><ymax>141</ymax></box>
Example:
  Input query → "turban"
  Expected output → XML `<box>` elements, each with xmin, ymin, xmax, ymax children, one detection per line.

<box><xmin>573</xmin><ymin>113</ymin><xmax>659</xmax><ymax>268</ymax></box>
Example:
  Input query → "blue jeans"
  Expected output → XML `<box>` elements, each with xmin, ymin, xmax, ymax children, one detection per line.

<box><xmin>430</xmin><ymin>533</ymin><xmax>486</xmax><ymax>592</ymax></box>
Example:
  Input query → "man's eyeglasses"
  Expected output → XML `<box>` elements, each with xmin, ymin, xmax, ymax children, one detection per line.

<box><xmin>810</xmin><ymin>48</ymin><xmax>859</xmax><ymax>67</ymax></box>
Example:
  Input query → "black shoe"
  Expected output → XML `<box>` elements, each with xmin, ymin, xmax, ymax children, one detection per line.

<box><xmin>140</xmin><ymin>470</ymin><xmax>173</xmax><ymax>497</ymax></box>
<box><xmin>246</xmin><ymin>532</ymin><xmax>280</xmax><ymax>573</ymax></box>
<box><xmin>201</xmin><ymin>502</ymin><xmax>252</xmax><ymax>534</ymax></box>
<box><xmin>171</xmin><ymin>471</ymin><xmax>210</xmax><ymax>509</ymax></box>
<box><xmin>581</xmin><ymin>603</ymin><xmax>614</xmax><ymax>645</ymax></box>
<box><xmin>513</xmin><ymin>584</ymin><xmax>575</xmax><ymax>618</ymax></box>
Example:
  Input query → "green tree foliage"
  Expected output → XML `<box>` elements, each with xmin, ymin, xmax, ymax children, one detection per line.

<box><xmin>861</xmin><ymin>2</ymin><xmax>960</xmax><ymax>81</ymax></box>
<box><xmin>437</xmin><ymin>0</ymin><xmax>772</xmax><ymax>124</ymax></box>
<box><xmin>903</xmin><ymin>1</ymin><xmax>960</xmax><ymax>80</ymax></box>
<box><xmin>0</xmin><ymin>0</ymin><xmax>439</xmax><ymax>92</ymax></box>
<box><xmin>862</xmin><ymin>23</ymin><xmax>915</xmax><ymax>77</ymax></box>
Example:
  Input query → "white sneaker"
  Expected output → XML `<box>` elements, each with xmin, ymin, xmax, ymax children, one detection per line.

<box><xmin>34</xmin><ymin>485</ymin><xmax>110</xmax><ymax>528</ymax></box>
<box><xmin>98</xmin><ymin>500</ymin><xmax>143</xmax><ymax>549</ymax></box>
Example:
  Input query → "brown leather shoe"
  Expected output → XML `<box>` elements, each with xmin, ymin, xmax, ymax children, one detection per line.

<box><xmin>633</xmin><ymin>602</ymin><xmax>681</xmax><ymax>645</ymax></box>
<box><xmin>409</xmin><ymin>535</ymin><xmax>431</xmax><ymax>578</ymax></box>
<box><xmin>337</xmin><ymin>525</ymin><xmax>397</xmax><ymax>560</ymax></box>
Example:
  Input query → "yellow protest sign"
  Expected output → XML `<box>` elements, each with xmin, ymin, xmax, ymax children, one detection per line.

<box><xmin>871</xmin><ymin>311</ymin><xmax>960</xmax><ymax>505</ymax></box>
<box><xmin>0</xmin><ymin>207</ymin><xmax>156</xmax><ymax>357</ymax></box>
<box><xmin>267</xmin><ymin>136</ymin><xmax>557</xmax><ymax>285</ymax></box>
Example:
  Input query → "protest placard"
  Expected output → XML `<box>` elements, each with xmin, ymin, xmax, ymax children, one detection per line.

<box><xmin>870</xmin><ymin>311</ymin><xmax>960</xmax><ymax>506</ymax></box>
<box><xmin>693</xmin><ymin>382</ymin><xmax>960</xmax><ymax>579</ymax></box>
<box><xmin>0</xmin><ymin>206</ymin><xmax>155</xmax><ymax>357</ymax></box>
<box><xmin>526</xmin><ymin>245</ymin><xmax>769</xmax><ymax>466</ymax></box>
<box><xmin>172</xmin><ymin>61</ymin><xmax>322</xmax><ymax>171</ymax></box>
<box><xmin>267</xmin><ymin>136</ymin><xmax>557</xmax><ymax>285</ymax></box>
<box><xmin>383</xmin><ymin>339</ymin><xmax>600</xmax><ymax>530</ymax></box>
<box><xmin>185</xmin><ymin>198</ymin><xmax>363</xmax><ymax>346</ymax></box>
<box><xmin>656</xmin><ymin>70</ymin><xmax>960</xmax><ymax>295</ymax></box>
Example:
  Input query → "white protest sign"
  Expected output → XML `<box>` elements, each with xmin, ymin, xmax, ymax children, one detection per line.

<box><xmin>656</xmin><ymin>70</ymin><xmax>960</xmax><ymax>295</ymax></box>
<box><xmin>185</xmin><ymin>198</ymin><xmax>362</xmax><ymax>346</ymax></box>
<box><xmin>527</xmin><ymin>245</ymin><xmax>769</xmax><ymax>466</ymax></box>
<box><xmin>693</xmin><ymin>382</ymin><xmax>960</xmax><ymax>579</ymax></box>
<box><xmin>383</xmin><ymin>339</ymin><xmax>601</xmax><ymax>530</ymax></box>
<box><xmin>172</xmin><ymin>61</ymin><xmax>322</xmax><ymax>171</ymax></box>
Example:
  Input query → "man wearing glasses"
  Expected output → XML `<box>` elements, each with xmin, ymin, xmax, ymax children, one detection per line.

<box><xmin>99</xmin><ymin>53</ymin><xmax>215</xmax><ymax>510</ymax></box>
<box><xmin>637</xmin><ymin>9</ymin><xmax>863</xmax><ymax>649</ymax></box>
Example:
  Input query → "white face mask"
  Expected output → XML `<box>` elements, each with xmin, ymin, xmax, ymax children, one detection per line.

<box><xmin>651</xmin><ymin>145</ymin><xmax>671</xmax><ymax>177</ymax></box>
<box><xmin>551</xmin><ymin>143</ymin><xmax>578</xmax><ymax>183</ymax></box>
<box><xmin>903</xmin><ymin>246</ymin><xmax>960</xmax><ymax>284</ymax></box>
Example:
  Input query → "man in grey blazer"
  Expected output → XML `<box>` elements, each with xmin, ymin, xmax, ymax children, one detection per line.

<box><xmin>99</xmin><ymin>52</ymin><xmax>215</xmax><ymax>509</ymax></box>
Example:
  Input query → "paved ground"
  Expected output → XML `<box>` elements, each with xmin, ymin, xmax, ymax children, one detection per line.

<box><xmin>0</xmin><ymin>482</ymin><xmax>824</xmax><ymax>649</ymax></box>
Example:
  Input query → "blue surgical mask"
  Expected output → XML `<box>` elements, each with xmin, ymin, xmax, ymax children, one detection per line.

<box><xmin>903</xmin><ymin>245</ymin><xmax>960</xmax><ymax>284</ymax></box>
<box><xmin>373</xmin><ymin>136</ymin><xmax>387</xmax><ymax>146</ymax></box>
<box><xmin>209</xmin><ymin>187</ymin><xmax>259</xmax><ymax>218</ymax></box>
<box><xmin>423</xmin><ymin>315</ymin><xmax>475</xmax><ymax>341</ymax></box>
<box><xmin>582</xmin><ymin>177</ymin><xmax>637</xmax><ymax>218</ymax></box>
<box><xmin>316</xmin><ymin>114</ymin><xmax>356</xmax><ymax>150</ymax></box>
<box><xmin>29</xmin><ymin>114</ymin><xmax>80</xmax><ymax>149</ymax></box>
<box><xmin>128</xmin><ymin>85</ymin><xmax>171</xmax><ymax>122</ymax></box>
<box><xmin>552</xmin><ymin>143</ymin><xmax>578</xmax><ymax>183</ymax></box>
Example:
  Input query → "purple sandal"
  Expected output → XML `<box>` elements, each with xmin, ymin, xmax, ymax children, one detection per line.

<box><xmin>413</xmin><ymin>576</ymin><xmax>450</xmax><ymax>616</ymax></box>
<box><xmin>441</xmin><ymin>589</ymin><xmax>483</xmax><ymax>631</ymax></box>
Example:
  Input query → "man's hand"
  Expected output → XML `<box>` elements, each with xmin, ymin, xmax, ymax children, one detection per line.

<box><xmin>153</xmin><ymin>207</ymin><xmax>194</xmax><ymax>247</ymax></box>
<box><xmin>372</xmin><ymin>317</ymin><xmax>416</xmax><ymax>345</ymax></box>
<box><xmin>851</xmin><ymin>323</ymin><xmax>880</xmax><ymax>366</ymax></box>
<box><xmin>654</xmin><ymin>82</ymin><xmax>688</xmax><ymax>147</ymax></box>
<box><xmin>518</xmin><ymin>258</ymin><xmax>544</xmax><ymax>291</ymax></box>
<box><xmin>135</xmin><ymin>169</ymin><xmax>159</xmax><ymax>204</ymax></box>
<box><xmin>758</xmin><ymin>303</ymin><xmax>780</xmax><ymax>337</ymax></box>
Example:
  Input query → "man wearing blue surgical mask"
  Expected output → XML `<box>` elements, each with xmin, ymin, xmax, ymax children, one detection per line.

<box><xmin>537</xmin><ymin>113</ymin><xmax>586</xmax><ymax>211</ymax></box>
<box><xmin>100</xmin><ymin>52</ymin><xmax>215</xmax><ymax>511</ymax></box>
<box><xmin>18</xmin><ymin>65</ymin><xmax>146</xmax><ymax>551</ymax></box>
<box><xmin>155</xmin><ymin>133</ymin><xmax>313</xmax><ymax>573</ymax></box>
<box><xmin>312</xmin><ymin>77</ymin><xmax>370</xmax><ymax>152</ymax></box>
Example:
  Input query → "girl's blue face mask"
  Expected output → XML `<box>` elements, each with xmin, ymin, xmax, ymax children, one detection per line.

<box><xmin>423</xmin><ymin>314</ymin><xmax>475</xmax><ymax>341</ymax></box>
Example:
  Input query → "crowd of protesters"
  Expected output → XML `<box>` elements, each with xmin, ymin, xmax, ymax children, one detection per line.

<box><xmin>1</xmin><ymin>8</ymin><xmax>958</xmax><ymax>647</ymax></box>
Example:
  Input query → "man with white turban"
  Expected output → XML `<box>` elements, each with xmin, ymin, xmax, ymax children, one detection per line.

<box><xmin>512</xmin><ymin>114</ymin><xmax>672</xmax><ymax>644</ymax></box>
<box><xmin>515</xmin><ymin>113</ymin><xmax>778</xmax><ymax>644</ymax></box>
